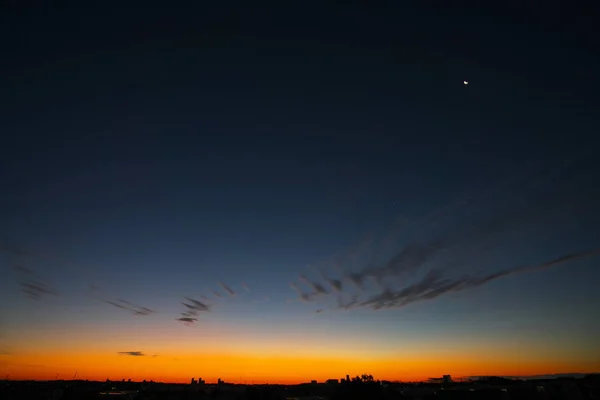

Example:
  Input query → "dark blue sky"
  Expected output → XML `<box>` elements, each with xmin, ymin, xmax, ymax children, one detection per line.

<box><xmin>1</xmin><ymin>2</ymin><xmax>599</xmax><ymax>380</ymax></box>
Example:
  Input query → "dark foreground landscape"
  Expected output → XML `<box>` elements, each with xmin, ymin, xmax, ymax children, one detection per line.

<box><xmin>2</xmin><ymin>374</ymin><xmax>599</xmax><ymax>400</ymax></box>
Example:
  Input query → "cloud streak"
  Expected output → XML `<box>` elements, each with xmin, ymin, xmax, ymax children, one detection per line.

<box><xmin>176</xmin><ymin>317</ymin><xmax>198</xmax><ymax>326</ymax></box>
<box><xmin>299</xmin><ymin>275</ymin><xmax>329</xmax><ymax>296</ymax></box>
<box><xmin>219</xmin><ymin>282</ymin><xmax>235</xmax><ymax>296</ymax></box>
<box><xmin>327</xmin><ymin>278</ymin><xmax>342</xmax><ymax>292</ymax></box>
<box><xmin>19</xmin><ymin>279</ymin><xmax>58</xmax><ymax>300</ymax></box>
<box><xmin>291</xmin><ymin>162</ymin><xmax>600</xmax><ymax>311</ymax></box>
<box><xmin>290</xmin><ymin>282</ymin><xmax>318</xmax><ymax>303</ymax></box>
<box><xmin>181</xmin><ymin>297</ymin><xmax>210</xmax><ymax>313</ymax></box>
<box><xmin>118</xmin><ymin>351</ymin><xmax>145</xmax><ymax>357</ymax></box>
<box><xmin>105</xmin><ymin>299</ymin><xmax>155</xmax><ymax>316</ymax></box>
<box><xmin>339</xmin><ymin>249</ymin><xmax>599</xmax><ymax>311</ymax></box>
<box><xmin>177</xmin><ymin>296</ymin><xmax>212</xmax><ymax>325</ymax></box>
<box><xmin>10</xmin><ymin>260</ymin><xmax>58</xmax><ymax>301</ymax></box>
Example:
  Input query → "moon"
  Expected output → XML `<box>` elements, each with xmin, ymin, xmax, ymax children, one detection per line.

<box><xmin>463</xmin><ymin>80</ymin><xmax>469</xmax><ymax>85</ymax></box>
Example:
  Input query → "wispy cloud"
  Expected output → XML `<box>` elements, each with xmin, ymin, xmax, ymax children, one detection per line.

<box><xmin>118</xmin><ymin>351</ymin><xmax>145</xmax><ymax>357</ymax></box>
<box><xmin>219</xmin><ymin>282</ymin><xmax>235</xmax><ymax>296</ymax></box>
<box><xmin>177</xmin><ymin>296</ymin><xmax>211</xmax><ymax>325</ymax></box>
<box><xmin>106</xmin><ymin>300</ymin><xmax>128</xmax><ymax>310</ymax></box>
<box><xmin>133</xmin><ymin>307</ymin><xmax>154</xmax><ymax>316</ymax></box>
<box><xmin>181</xmin><ymin>310</ymin><xmax>198</xmax><ymax>317</ymax></box>
<box><xmin>19</xmin><ymin>279</ymin><xmax>58</xmax><ymax>300</ymax></box>
<box><xmin>176</xmin><ymin>317</ymin><xmax>198</xmax><ymax>326</ymax></box>
<box><xmin>291</xmin><ymin>161</ymin><xmax>600</xmax><ymax>313</ymax></box>
<box><xmin>325</xmin><ymin>278</ymin><xmax>342</xmax><ymax>293</ymax></box>
<box><xmin>299</xmin><ymin>275</ymin><xmax>329</xmax><ymax>296</ymax></box>
<box><xmin>290</xmin><ymin>282</ymin><xmax>318</xmax><ymax>303</ymax></box>
<box><xmin>10</xmin><ymin>260</ymin><xmax>58</xmax><ymax>301</ymax></box>
<box><xmin>105</xmin><ymin>299</ymin><xmax>155</xmax><ymax>316</ymax></box>
<box><xmin>338</xmin><ymin>249</ymin><xmax>599</xmax><ymax>311</ymax></box>
<box><xmin>182</xmin><ymin>297</ymin><xmax>210</xmax><ymax>313</ymax></box>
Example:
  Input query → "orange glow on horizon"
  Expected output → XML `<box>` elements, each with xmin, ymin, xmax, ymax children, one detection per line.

<box><xmin>2</xmin><ymin>349</ymin><xmax>598</xmax><ymax>385</ymax></box>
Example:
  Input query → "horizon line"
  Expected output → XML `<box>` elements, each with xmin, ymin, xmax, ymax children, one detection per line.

<box><xmin>5</xmin><ymin>372</ymin><xmax>599</xmax><ymax>386</ymax></box>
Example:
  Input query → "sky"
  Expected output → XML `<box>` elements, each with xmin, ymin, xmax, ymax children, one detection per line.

<box><xmin>1</xmin><ymin>2</ymin><xmax>599</xmax><ymax>384</ymax></box>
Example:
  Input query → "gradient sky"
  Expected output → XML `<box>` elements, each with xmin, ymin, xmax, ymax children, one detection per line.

<box><xmin>1</xmin><ymin>2</ymin><xmax>599</xmax><ymax>384</ymax></box>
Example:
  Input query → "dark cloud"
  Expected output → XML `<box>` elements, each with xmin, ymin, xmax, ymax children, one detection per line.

<box><xmin>11</xmin><ymin>261</ymin><xmax>58</xmax><ymax>300</ymax></box>
<box><xmin>289</xmin><ymin>273</ymin><xmax>335</xmax><ymax>303</ymax></box>
<box><xmin>182</xmin><ymin>297</ymin><xmax>210</xmax><ymax>313</ymax></box>
<box><xmin>337</xmin><ymin>294</ymin><xmax>360</xmax><ymax>311</ymax></box>
<box><xmin>293</xmin><ymin>167</ymin><xmax>598</xmax><ymax>310</ymax></box>
<box><xmin>331</xmin><ymin>240</ymin><xmax>447</xmax><ymax>296</ymax></box>
<box><xmin>241</xmin><ymin>282</ymin><xmax>251</xmax><ymax>293</ymax></box>
<box><xmin>106</xmin><ymin>300</ymin><xmax>128</xmax><ymax>310</ymax></box>
<box><xmin>374</xmin><ymin>242</ymin><xmax>443</xmax><ymax>279</ymax></box>
<box><xmin>177</xmin><ymin>317</ymin><xmax>198</xmax><ymax>326</ymax></box>
<box><xmin>118</xmin><ymin>351</ymin><xmax>145</xmax><ymax>357</ymax></box>
<box><xmin>326</xmin><ymin>278</ymin><xmax>342</xmax><ymax>293</ymax></box>
<box><xmin>349</xmin><ymin>268</ymin><xmax>446</xmax><ymax>310</ymax></box>
<box><xmin>290</xmin><ymin>282</ymin><xmax>318</xmax><ymax>303</ymax></box>
<box><xmin>299</xmin><ymin>275</ymin><xmax>328</xmax><ymax>296</ymax></box>
<box><xmin>333</xmin><ymin>162</ymin><xmax>598</xmax><ymax>298</ymax></box>
<box><xmin>19</xmin><ymin>280</ymin><xmax>58</xmax><ymax>300</ymax></box>
<box><xmin>177</xmin><ymin>296</ymin><xmax>210</xmax><ymax>324</ymax></box>
<box><xmin>347</xmin><ymin>273</ymin><xmax>365</xmax><ymax>290</ymax></box>
<box><xmin>292</xmin><ymin>162</ymin><xmax>599</xmax><ymax>313</ymax></box>
<box><xmin>105</xmin><ymin>299</ymin><xmax>155</xmax><ymax>316</ymax></box>
<box><xmin>342</xmin><ymin>250</ymin><xmax>599</xmax><ymax>311</ymax></box>
<box><xmin>212</xmin><ymin>290</ymin><xmax>223</xmax><ymax>298</ymax></box>
<box><xmin>133</xmin><ymin>307</ymin><xmax>154</xmax><ymax>316</ymax></box>
<box><xmin>219</xmin><ymin>282</ymin><xmax>235</xmax><ymax>296</ymax></box>
<box><xmin>181</xmin><ymin>311</ymin><xmax>198</xmax><ymax>318</ymax></box>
